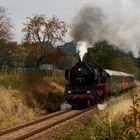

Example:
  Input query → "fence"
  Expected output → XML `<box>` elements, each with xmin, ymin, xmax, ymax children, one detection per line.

<box><xmin>0</xmin><ymin>68</ymin><xmax>64</xmax><ymax>77</ymax></box>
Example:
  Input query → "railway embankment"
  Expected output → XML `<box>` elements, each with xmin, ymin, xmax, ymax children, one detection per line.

<box><xmin>59</xmin><ymin>84</ymin><xmax>140</xmax><ymax>140</ymax></box>
<box><xmin>0</xmin><ymin>71</ymin><xmax>65</xmax><ymax>130</ymax></box>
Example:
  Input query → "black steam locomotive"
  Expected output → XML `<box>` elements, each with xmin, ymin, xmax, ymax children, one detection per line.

<box><xmin>64</xmin><ymin>60</ymin><xmax>134</xmax><ymax>109</ymax></box>
<box><xmin>64</xmin><ymin>60</ymin><xmax>108</xmax><ymax>109</ymax></box>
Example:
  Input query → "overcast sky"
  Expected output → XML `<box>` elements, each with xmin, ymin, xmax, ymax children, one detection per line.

<box><xmin>1</xmin><ymin>0</ymin><xmax>140</xmax><ymax>57</ymax></box>
<box><xmin>0</xmin><ymin>0</ymin><xmax>89</xmax><ymax>42</ymax></box>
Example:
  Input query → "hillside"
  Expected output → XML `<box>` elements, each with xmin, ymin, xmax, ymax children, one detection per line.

<box><xmin>0</xmin><ymin>71</ymin><xmax>65</xmax><ymax>129</ymax></box>
<box><xmin>59</xmin><ymin>87</ymin><xmax>140</xmax><ymax>140</ymax></box>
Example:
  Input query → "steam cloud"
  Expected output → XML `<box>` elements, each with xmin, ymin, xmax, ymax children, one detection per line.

<box><xmin>71</xmin><ymin>0</ymin><xmax>140</xmax><ymax>60</ymax></box>
<box><xmin>71</xmin><ymin>6</ymin><xmax>105</xmax><ymax>60</ymax></box>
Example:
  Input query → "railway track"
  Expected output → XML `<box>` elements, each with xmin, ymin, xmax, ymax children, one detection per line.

<box><xmin>0</xmin><ymin>106</ymin><xmax>96</xmax><ymax>140</ymax></box>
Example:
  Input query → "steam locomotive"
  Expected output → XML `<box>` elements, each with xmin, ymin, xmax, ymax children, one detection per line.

<box><xmin>64</xmin><ymin>60</ymin><xmax>135</xmax><ymax>109</ymax></box>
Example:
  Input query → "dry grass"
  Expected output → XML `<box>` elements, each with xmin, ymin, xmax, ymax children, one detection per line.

<box><xmin>107</xmin><ymin>81</ymin><xmax>140</xmax><ymax>119</ymax></box>
<box><xmin>0</xmin><ymin>72</ymin><xmax>65</xmax><ymax>129</ymax></box>
<box><xmin>135</xmin><ymin>80</ymin><xmax>140</xmax><ymax>86</ymax></box>
<box><xmin>0</xmin><ymin>86</ymin><xmax>45</xmax><ymax>129</ymax></box>
<box><xmin>104</xmin><ymin>94</ymin><xmax>133</xmax><ymax>122</ymax></box>
<box><xmin>49</xmin><ymin>81</ymin><xmax>64</xmax><ymax>94</ymax></box>
<box><xmin>60</xmin><ymin>90</ymin><xmax>140</xmax><ymax>140</ymax></box>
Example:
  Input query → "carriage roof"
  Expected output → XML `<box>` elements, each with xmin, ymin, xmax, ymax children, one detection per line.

<box><xmin>105</xmin><ymin>69</ymin><xmax>134</xmax><ymax>77</ymax></box>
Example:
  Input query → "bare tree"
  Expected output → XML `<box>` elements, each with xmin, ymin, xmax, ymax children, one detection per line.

<box><xmin>0</xmin><ymin>6</ymin><xmax>13</xmax><ymax>41</ymax></box>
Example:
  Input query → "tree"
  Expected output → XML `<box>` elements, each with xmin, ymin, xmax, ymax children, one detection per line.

<box><xmin>22</xmin><ymin>14</ymin><xmax>67</xmax><ymax>67</ymax></box>
<box><xmin>9</xmin><ymin>43</ymin><xmax>29</xmax><ymax>68</ymax></box>
<box><xmin>54</xmin><ymin>48</ymin><xmax>66</xmax><ymax>65</ymax></box>
<box><xmin>0</xmin><ymin>6</ymin><xmax>13</xmax><ymax>41</ymax></box>
<box><xmin>45</xmin><ymin>47</ymin><xmax>66</xmax><ymax>66</ymax></box>
<box><xmin>44</xmin><ymin>47</ymin><xmax>54</xmax><ymax>64</ymax></box>
<box><xmin>0</xmin><ymin>6</ymin><xmax>13</xmax><ymax>66</ymax></box>
<box><xmin>121</xmin><ymin>56</ymin><xmax>134</xmax><ymax>73</ymax></box>
<box><xmin>85</xmin><ymin>40</ymin><xmax>122</xmax><ymax>70</ymax></box>
<box><xmin>25</xmin><ymin>42</ymin><xmax>40</xmax><ymax>65</ymax></box>
<box><xmin>0</xmin><ymin>42</ymin><xmax>16</xmax><ymax>67</ymax></box>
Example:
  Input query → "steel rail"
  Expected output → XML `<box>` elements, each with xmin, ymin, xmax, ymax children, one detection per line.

<box><xmin>14</xmin><ymin>106</ymin><xmax>97</xmax><ymax>140</ymax></box>
<box><xmin>0</xmin><ymin>109</ymin><xmax>71</xmax><ymax>136</ymax></box>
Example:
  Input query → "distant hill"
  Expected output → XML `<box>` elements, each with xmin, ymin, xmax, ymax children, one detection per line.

<box><xmin>120</xmin><ymin>50</ymin><xmax>140</xmax><ymax>67</ymax></box>
<box><xmin>58</xmin><ymin>42</ymin><xmax>76</xmax><ymax>54</ymax></box>
<box><xmin>134</xmin><ymin>57</ymin><xmax>140</xmax><ymax>67</ymax></box>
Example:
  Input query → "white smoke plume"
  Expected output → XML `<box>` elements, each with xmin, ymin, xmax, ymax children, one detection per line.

<box><xmin>71</xmin><ymin>0</ymin><xmax>140</xmax><ymax>59</ymax></box>
<box><xmin>76</xmin><ymin>41</ymin><xmax>91</xmax><ymax>61</ymax></box>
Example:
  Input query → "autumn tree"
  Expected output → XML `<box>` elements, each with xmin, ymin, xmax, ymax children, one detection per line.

<box><xmin>44</xmin><ymin>47</ymin><xmax>54</xmax><ymax>64</ymax></box>
<box><xmin>45</xmin><ymin>47</ymin><xmax>66</xmax><ymax>66</ymax></box>
<box><xmin>22</xmin><ymin>14</ymin><xmax>67</xmax><ymax>67</ymax></box>
<box><xmin>9</xmin><ymin>43</ymin><xmax>29</xmax><ymax>68</ymax></box>
<box><xmin>53</xmin><ymin>48</ymin><xmax>66</xmax><ymax>65</ymax></box>
<box><xmin>24</xmin><ymin>42</ymin><xmax>40</xmax><ymax>65</ymax></box>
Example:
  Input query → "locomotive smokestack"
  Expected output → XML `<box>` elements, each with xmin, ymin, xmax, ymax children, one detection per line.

<box><xmin>78</xmin><ymin>56</ymin><xmax>82</xmax><ymax>63</ymax></box>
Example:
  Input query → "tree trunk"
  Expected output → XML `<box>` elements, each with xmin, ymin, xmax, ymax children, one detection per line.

<box><xmin>36</xmin><ymin>56</ymin><xmax>44</xmax><ymax>68</ymax></box>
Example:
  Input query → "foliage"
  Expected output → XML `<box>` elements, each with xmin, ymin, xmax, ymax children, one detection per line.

<box><xmin>60</xmin><ymin>112</ymin><xmax>140</xmax><ymax>140</ymax></box>
<box><xmin>24</xmin><ymin>42</ymin><xmax>40</xmax><ymax>66</ymax></box>
<box><xmin>121</xmin><ymin>57</ymin><xmax>135</xmax><ymax>73</ymax></box>
<box><xmin>0</xmin><ymin>41</ymin><xmax>11</xmax><ymax>66</ymax></box>
<box><xmin>22</xmin><ymin>14</ymin><xmax>67</xmax><ymax>66</ymax></box>
<box><xmin>85</xmin><ymin>40</ymin><xmax>122</xmax><ymax>69</ymax></box>
<box><xmin>45</xmin><ymin>47</ymin><xmax>66</xmax><ymax>65</ymax></box>
<box><xmin>8</xmin><ymin>43</ymin><xmax>29</xmax><ymax>68</ymax></box>
<box><xmin>85</xmin><ymin>40</ymin><xmax>134</xmax><ymax>73</ymax></box>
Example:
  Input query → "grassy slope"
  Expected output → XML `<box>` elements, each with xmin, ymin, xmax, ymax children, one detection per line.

<box><xmin>0</xmin><ymin>86</ymin><xmax>42</xmax><ymax>129</ymax></box>
<box><xmin>0</xmin><ymin>73</ymin><xmax>66</xmax><ymax>129</ymax></box>
<box><xmin>59</xmin><ymin>89</ymin><xmax>140</xmax><ymax>140</ymax></box>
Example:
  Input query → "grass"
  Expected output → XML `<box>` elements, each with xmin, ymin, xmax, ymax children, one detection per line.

<box><xmin>104</xmin><ymin>93</ymin><xmax>133</xmax><ymax>122</ymax></box>
<box><xmin>0</xmin><ymin>70</ymin><xmax>66</xmax><ymax>129</ymax></box>
<box><xmin>59</xmin><ymin>90</ymin><xmax>140</xmax><ymax>140</ymax></box>
<box><xmin>0</xmin><ymin>86</ymin><xmax>43</xmax><ymax>129</ymax></box>
<box><xmin>0</xmin><ymin>75</ymin><xmax>24</xmax><ymax>90</ymax></box>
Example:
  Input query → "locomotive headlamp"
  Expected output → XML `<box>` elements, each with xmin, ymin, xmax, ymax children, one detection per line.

<box><xmin>87</xmin><ymin>90</ymin><xmax>91</xmax><ymax>94</ymax></box>
<box><xmin>78</xmin><ymin>68</ymin><xmax>82</xmax><ymax>71</ymax></box>
<box><xmin>68</xmin><ymin>90</ymin><xmax>72</xmax><ymax>94</ymax></box>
